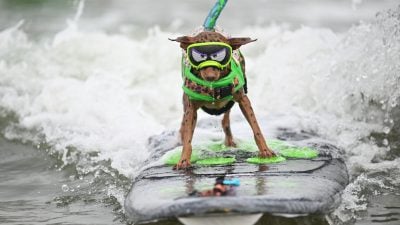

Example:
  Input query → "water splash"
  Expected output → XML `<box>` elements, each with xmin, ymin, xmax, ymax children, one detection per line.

<box><xmin>53</xmin><ymin>0</ymin><xmax>85</xmax><ymax>46</ymax></box>
<box><xmin>73</xmin><ymin>0</ymin><xmax>85</xmax><ymax>24</ymax></box>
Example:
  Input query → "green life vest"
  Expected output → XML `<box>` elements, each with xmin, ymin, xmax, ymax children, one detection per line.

<box><xmin>182</xmin><ymin>59</ymin><xmax>245</xmax><ymax>102</ymax></box>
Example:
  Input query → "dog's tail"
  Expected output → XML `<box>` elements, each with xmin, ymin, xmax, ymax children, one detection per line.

<box><xmin>203</xmin><ymin>0</ymin><xmax>229</xmax><ymax>31</ymax></box>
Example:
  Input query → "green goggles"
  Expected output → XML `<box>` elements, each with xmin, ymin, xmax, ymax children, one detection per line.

<box><xmin>186</xmin><ymin>42</ymin><xmax>233</xmax><ymax>70</ymax></box>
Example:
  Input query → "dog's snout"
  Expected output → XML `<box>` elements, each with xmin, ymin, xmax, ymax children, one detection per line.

<box><xmin>205</xmin><ymin>76</ymin><xmax>216</xmax><ymax>81</ymax></box>
<box><xmin>200</xmin><ymin>66</ymin><xmax>221</xmax><ymax>82</ymax></box>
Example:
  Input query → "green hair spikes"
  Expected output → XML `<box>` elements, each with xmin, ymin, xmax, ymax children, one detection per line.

<box><xmin>203</xmin><ymin>0</ymin><xmax>229</xmax><ymax>31</ymax></box>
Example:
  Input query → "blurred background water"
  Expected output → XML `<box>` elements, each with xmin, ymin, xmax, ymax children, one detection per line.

<box><xmin>0</xmin><ymin>0</ymin><xmax>399</xmax><ymax>224</ymax></box>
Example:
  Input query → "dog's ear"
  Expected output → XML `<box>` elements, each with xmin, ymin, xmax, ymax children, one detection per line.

<box><xmin>169</xmin><ymin>36</ymin><xmax>196</xmax><ymax>50</ymax></box>
<box><xmin>228</xmin><ymin>37</ymin><xmax>257</xmax><ymax>50</ymax></box>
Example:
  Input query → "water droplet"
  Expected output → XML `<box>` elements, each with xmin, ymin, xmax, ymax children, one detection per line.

<box><xmin>382</xmin><ymin>139</ymin><xmax>389</xmax><ymax>146</ymax></box>
<box><xmin>383</xmin><ymin>126</ymin><xmax>391</xmax><ymax>134</ymax></box>
<box><xmin>61</xmin><ymin>184</ymin><xmax>69</xmax><ymax>192</ymax></box>
<box><xmin>390</xmin><ymin>99</ymin><xmax>398</xmax><ymax>108</ymax></box>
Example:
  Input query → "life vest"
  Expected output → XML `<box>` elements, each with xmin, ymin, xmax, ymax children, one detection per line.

<box><xmin>182</xmin><ymin>57</ymin><xmax>246</xmax><ymax>102</ymax></box>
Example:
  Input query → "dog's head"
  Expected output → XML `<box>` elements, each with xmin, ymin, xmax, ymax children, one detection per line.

<box><xmin>171</xmin><ymin>31</ymin><xmax>256</xmax><ymax>81</ymax></box>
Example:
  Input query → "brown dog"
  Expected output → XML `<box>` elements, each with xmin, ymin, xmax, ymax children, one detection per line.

<box><xmin>171</xmin><ymin>30</ymin><xmax>275</xmax><ymax>169</ymax></box>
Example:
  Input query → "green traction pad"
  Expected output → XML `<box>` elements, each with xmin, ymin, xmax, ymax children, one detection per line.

<box><xmin>204</xmin><ymin>139</ymin><xmax>292</xmax><ymax>153</ymax></box>
<box><xmin>279</xmin><ymin>147</ymin><xmax>319</xmax><ymax>159</ymax></box>
<box><xmin>163</xmin><ymin>149</ymin><xmax>201</xmax><ymax>166</ymax></box>
<box><xmin>196</xmin><ymin>157</ymin><xmax>236</xmax><ymax>166</ymax></box>
<box><xmin>163</xmin><ymin>139</ymin><xmax>318</xmax><ymax>166</ymax></box>
<box><xmin>246</xmin><ymin>156</ymin><xmax>286</xmax><ymax>164</ymax></box>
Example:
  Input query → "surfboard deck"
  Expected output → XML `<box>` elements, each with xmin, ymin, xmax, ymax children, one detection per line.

<box><xmin>124</xmin><ymin>139</ymin><xmax>349</xmax><ymax>224</ymax></box>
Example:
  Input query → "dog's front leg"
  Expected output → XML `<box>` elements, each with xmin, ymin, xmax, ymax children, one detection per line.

<box><xmin>234</xmin><ymin>91</ymin><xmax>275</xmax><ymax>157</ymax></box>
<box><xmin>175</xmin><ymin>95</ymin><xmax>199</xmax><ymax>170</ymax></box>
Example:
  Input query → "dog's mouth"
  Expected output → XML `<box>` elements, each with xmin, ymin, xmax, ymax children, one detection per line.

<box><xmin>200</xmin><ymin>66</ymin><xmax>222</xmax><ymax>81</ymax></box>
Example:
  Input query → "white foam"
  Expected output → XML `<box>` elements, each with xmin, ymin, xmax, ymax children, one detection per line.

<box><xmin>1</xmin><ymin>24</ymin><xmax>180</xmax><ymax>178</ymax></box>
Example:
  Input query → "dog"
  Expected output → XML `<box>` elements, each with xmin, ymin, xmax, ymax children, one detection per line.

<box><xmin>170</xmin><ymin>30</ymin><xmax>275</xmax><ymax>169</ymax></box>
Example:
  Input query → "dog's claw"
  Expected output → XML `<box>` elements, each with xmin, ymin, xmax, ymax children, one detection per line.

<box><xmin>259</xmin><ymin>148</ymin><xmax>276</xmax><ymax>158</ymax></box>
<box><xmin>224</xmin><ymin>139</ymin><xmax>237</xmax><ymax>148</ymax></box>
<box><xmin>173</xmin><ymin>159</ymin><xmax>192</xmax><ymax>170</ymax></box>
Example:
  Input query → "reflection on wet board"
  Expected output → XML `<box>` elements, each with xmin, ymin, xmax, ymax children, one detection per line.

<box><xmin>124</xmin><ymin>139</ymin><xmax>349</xmax><ymax>225</ymax></box>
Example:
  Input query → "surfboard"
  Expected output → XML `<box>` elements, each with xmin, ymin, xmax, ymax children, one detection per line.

<box><xmin>124</xmin><ymin>139</ymin><xmax>349</xmax><ymax>224</ymax></box>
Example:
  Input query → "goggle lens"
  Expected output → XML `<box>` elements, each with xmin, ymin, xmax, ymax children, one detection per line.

<box><xmin>187</xmin><ymin>43</ymin><xmax>232</xmax><ymax>69</ymax></box>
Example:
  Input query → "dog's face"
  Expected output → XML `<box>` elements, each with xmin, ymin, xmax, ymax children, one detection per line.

<box><xmin>199</xmin><ymin>66</ymin><xmax>221</xmax><ymax>82</ymax></box>
<box><xmin>171</xmin><ymin>31</ymin><xmax>256</xmax><ymax>82</ymax></box>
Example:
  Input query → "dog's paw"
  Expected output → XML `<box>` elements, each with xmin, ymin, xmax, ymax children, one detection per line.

<box><xmin>259</xmin><ymin>148</ymin><xmax>276</xmax><ymax>158</ymax></box>
<box><xmin>173</xmin><ymin>159</ymin><xmax>192</xmax><ymax>170</ymax></box>
<box><xmin>224</xmin><ymin>139</ymin><xmax>237</xmax><ymax>148</ymax></box>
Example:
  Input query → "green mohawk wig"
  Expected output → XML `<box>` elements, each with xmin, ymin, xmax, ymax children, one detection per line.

<box><xmin>202</xmin><ymin>0</ymin><xmax>229</xmax><ymax>31</ymax></box>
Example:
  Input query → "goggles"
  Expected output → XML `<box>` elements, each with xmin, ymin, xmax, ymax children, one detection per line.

<box><xmin>186</xmin><ymin>42</ymin><xmax>232</xmax><ymax>70</ymax></box>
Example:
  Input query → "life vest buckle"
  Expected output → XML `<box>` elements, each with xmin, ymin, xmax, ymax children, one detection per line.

<box><xmin>213</xmin><ymin>84</ymin><xmax>234</xmax><ymax>100</ymax></box>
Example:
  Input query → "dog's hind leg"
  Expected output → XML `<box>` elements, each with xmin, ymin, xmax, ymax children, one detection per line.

<box><xmin>222</xmin><ymin>110</ymin><xmax>236</xmax><ymax>147</ymax></box>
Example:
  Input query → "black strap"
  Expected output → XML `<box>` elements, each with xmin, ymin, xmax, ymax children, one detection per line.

<box><xmin>201</xmin><ymin>100</ymin><xmax>235</xmax><ymax>116</ymax></box>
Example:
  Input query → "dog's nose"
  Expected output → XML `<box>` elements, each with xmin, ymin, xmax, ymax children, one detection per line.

<box><xmin>201</xmin><ymin>66</ymin><xmax>220</xmax><ymax>81</ymax></box>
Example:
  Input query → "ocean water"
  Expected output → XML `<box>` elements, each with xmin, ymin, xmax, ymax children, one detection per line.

<box><xmin>0</xmin><ymin>0</ymin><xmax>399</xmax><ymax>224</ymax></box>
